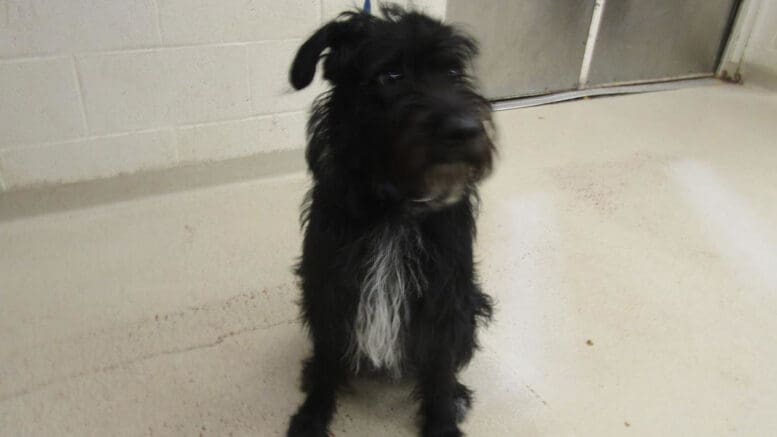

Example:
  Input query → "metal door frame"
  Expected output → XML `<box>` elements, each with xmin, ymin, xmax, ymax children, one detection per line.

<box><xmin>717</xmin><ymin>0</ymin><xmax>762</xmax><ymax>81</ymax></box>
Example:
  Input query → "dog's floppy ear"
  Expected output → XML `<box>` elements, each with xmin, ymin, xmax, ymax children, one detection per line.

<box><xmin>290</xmin><ymin>13</ymin><xmax>370</xmax><ymax>90</ymax></box>
<box><xmin>290</xmin><ymin>22</ymin><xmax>334</xmax><ymax>90</ymax></box>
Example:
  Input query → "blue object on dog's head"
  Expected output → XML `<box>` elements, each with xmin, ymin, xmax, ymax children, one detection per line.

<box><xmin>364</xmin><ymin>0</ymin><xmax>371</xmax><ymax>14</ymax></box>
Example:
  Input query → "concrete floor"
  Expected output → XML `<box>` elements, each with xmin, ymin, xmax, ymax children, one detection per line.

<box><xmin>2</xmin><ymin>83</ymin><xmax>777</xmax><ymax>436</ymax></box>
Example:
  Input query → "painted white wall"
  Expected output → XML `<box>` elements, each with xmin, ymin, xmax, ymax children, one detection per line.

<box><xmin>0</xmin><ymin>0</ymin><xmax>444</xmax><ymax>191</ymax></box>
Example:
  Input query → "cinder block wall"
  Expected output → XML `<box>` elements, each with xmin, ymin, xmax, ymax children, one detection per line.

<box><xmin>0</xmin><ymin>0</ymin><xmax>445</xmax><ymax>192</ymax></box>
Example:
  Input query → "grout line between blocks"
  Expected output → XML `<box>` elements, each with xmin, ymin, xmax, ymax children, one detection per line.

<box><xmin>0</xmin><ymin>39</ymin><xmax>305</xmax><ymax>63</ymax></box>
<box><xmin>74</xmin><ymin>39</ymin><xmax>304</xmax><ymax>58</ymax></box>
<box><xmin>0</xmin><ymin>156</ymin><xmax>7</xmax><ymax>191</ymax></box>
<box><xmin>0</xmin><ymin>54</ymin><xmax>71</xmax><ymax>64</ymax></box>
<box><xmin>246</xmin><ymin>46</ymin><xmax>255</xmax><ymax>114</ymax></box>
<box><xmin>149</xmin><ymin>0</ymin><xmax>164</xmax><ymax>45</ymax></box>
<box><xmin>71</xmin><ymin>56</ymin><xmax>91</xmax><ymax>135</ymax></box>
<box><xmin>170</xmin><ymin>127</ymin><xmax>181</xmax><ymax>164</ymax></box>
<box><xmin>0</xmin><ymin>128</ymin><xmax>169</xmax><ymax>153</ymax></box>
<box><xmin>175</xmin><ymin>110</ymin><xmax>306</xmax><ymax>129</ymax></box>
<box><xmin>0</xmin><ymin>111</ymin><xmax>308</xmax><ymax>153</ymax></box>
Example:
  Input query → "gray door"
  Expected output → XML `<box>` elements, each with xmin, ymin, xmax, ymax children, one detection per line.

<box><xmin>446</xmin><ymin>0</ymin><xmax>597</xmax><ymax>99</ymax></box>
<box><xmin>587</xmin><ymin>0</ymin><xmax>740</xmax><ymax>86</ymax></box>
<box><xmin>446</xmin><ymin>0</ymin><xmax>740</xmax><ymax>100</ymax></box>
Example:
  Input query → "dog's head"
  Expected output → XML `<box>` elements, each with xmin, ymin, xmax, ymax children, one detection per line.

<box><xmin>291</xmin><ymin>5</ymin><xmax>494</xmax><ymax>211</ymax></box>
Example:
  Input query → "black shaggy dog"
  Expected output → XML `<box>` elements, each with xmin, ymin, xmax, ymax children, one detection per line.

<box><xmin>287</xmin><ymin>5</ymin><xmax>495</xmax><ymax>437</ymax></box>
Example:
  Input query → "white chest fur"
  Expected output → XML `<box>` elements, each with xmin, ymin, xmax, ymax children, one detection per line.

<box><xmin>349</xmin><ymin>224</ymin><xmax>426</xmax><ymax>377</ymax></box>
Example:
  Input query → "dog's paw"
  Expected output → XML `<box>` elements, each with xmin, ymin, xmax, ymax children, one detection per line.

<box><xmin>287</xmin><ymin>411</ymin><xmax>329</xmax><ymax>437</ymax></box>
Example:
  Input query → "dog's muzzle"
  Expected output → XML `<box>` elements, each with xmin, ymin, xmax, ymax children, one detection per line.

<box><xmin>410</xmin><ymin>112</ymin><xmax>493</xmax><ymax>203</ymax></box>
<box><xmin>410</xmin><ymin>162</ymin><xmax>474</xmax><ymax>206</ymax></box>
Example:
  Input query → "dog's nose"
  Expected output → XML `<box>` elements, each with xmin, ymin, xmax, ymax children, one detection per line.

<box><xmin>439</xmin><ymin>115</ymin><xmax>482</xmax><ymax>140</ymax></box>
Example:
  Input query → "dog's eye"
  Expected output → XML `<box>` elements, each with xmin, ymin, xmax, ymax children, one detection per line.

<box><xmin>378</xmin><ymin>71</ymin><xmax>404</xmax><ymax>84</ymax></box>
<box><xmin>447</xmin><ymin>68</ymin><xmax>463</xmax><ymax>78</ymax></box>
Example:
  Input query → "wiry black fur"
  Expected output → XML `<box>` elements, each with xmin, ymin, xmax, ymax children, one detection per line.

<box><xmin>287</xmin><ymin>6</ymin><xmax>495</xmax><ymax>437</ymax></box>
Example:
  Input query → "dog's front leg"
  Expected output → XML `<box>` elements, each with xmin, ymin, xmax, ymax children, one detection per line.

<box><xmin>287</xmin><ymin>340</ymin><xmax>347</xmax><ymax>437</ymax></box>
<box><xmin>417</xmin><ymin>356</ymin><xmax>466</xmax><ymax>437</ymax></box>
